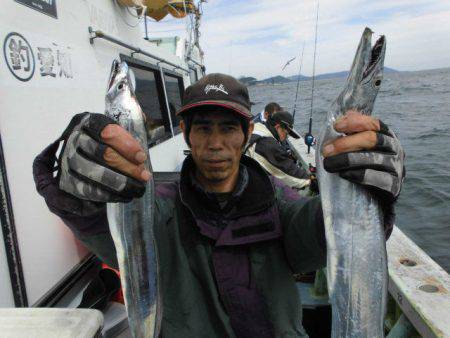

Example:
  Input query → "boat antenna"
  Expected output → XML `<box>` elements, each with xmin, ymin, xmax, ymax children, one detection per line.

<box><xmin>292</xmin><ymin>43</ymin><xmax>305</xmax><ymax>120</ymax></box>
<box><xmin>305</xmin><ymin>0</ymin><xmax>319</xmax><ymax>154</ymax></box>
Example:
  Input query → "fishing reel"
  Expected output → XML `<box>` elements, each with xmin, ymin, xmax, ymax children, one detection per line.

<box><xmin>304</xmin><ymin>133</ymin><xmax>316</xmax><ymax>148</ymax></box>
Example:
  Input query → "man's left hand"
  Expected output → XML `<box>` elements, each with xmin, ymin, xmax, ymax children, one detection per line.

<box><xmin>322</xmin><ymin>110</ymin><xmax>405</xmax><ymax>203</ymax></box>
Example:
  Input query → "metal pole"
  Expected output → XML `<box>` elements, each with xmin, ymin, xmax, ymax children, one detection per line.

<box><xmin>144</xmin><ymin>16</ymin><xmax>149</xmax><ymax>40</ymax></box>
<box><xmin>292</xmin><ymin>44</ymin><xmax>305</xmax><ymax>120</ymax></box>
<box><xmin>307</xmin><ymin>0</ymin><xmax>320</xmax><ymax>154</ymax></box>
<box><xmin>0</xmin><ymin>134</ymin><xmax>28</xmax><ymax>307</ymax></box>
<box><xmin>186</xmin><ymin>57</ymin><xmax>203</xmax><ymax>68</ymax></box>
<box><xmin>88</xmin><ymin>27</ymin><xmax>189</xmax><ymax>73</ymax></box>
<box><xmin>158</xmin><ymin>64</ymin><xmax>175</xmax><ymax>137</ymax></box>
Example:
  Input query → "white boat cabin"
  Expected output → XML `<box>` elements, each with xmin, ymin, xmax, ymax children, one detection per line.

<box><xmin>0</xmin><ymin>0</ymin><xmax>201</xmax><ymax>310</ymax></box>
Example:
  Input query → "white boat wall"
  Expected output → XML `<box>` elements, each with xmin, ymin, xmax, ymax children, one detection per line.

<box><xmin>0</xmin><ymin>0</ymin><xmax>202</xmax><ymax>308</ymax></box>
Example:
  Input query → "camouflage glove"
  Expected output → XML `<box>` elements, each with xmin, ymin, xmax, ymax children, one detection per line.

<box><xmin>323</xmin><ymin>120</ymin><xmax>405</xmax><ymax>203</ymax></box>
<box><xmin>57</xmin><ymin>112</ymin><xmax>145</xmax><ymax>203</ymax></box>
<box><xmin>33</xmin><ymin>134</ymin><xmax>104</xmax><ymax>219</ymax></box>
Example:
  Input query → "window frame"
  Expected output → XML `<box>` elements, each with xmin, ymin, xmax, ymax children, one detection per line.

<box><xmin>120</xmin><ymin>55</ymin><xmax>174</xmax><ymax>146</ymax></box>
<box><xmin>189</xmin><ymin>66</ymin><xmax>199</xmax><ymax>84</ymax></box>
<box><xmin>161</xmin><ymin>68</ymin><xmax>185</xmax><ymax>136</ymax></box>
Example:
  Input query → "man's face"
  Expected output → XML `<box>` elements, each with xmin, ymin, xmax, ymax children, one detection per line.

<box><xmin>275</xmin><ymin>124</ymin><xmax>288</xmax><ymax>142</ymax></box>
<box><xmin>264</xmin><ymin>111</ymin><xmax>270</xmax><ymax>120</ymax></box>
<box><xmin>181</xmin><ymin>109</ymin><xmax>251</xmax><ymax>187</ymax></box>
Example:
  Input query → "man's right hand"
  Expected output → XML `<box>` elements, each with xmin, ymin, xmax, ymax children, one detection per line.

<box><xmin>58</xmin><ymin>112</ymin><xmax>150</xmax><ymax>203</ymax></box>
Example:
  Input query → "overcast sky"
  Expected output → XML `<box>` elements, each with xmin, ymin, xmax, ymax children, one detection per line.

<box><xmin>146</xmin><ymin>0</ymin><xmax>450</xmax><ymax>79</ymax></box>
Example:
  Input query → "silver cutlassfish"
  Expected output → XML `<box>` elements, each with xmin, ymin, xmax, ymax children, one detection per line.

<box><xmin>316</xmin><ymin>28</ymin><xmax>387</xmax><ymax>337</ymax></box>
<box><xmin>105</xmin><ymin>60</ymin><xmax>160</xmax><ymax>338</ymax></box>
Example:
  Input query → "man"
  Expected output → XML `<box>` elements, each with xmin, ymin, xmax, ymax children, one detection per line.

<box><xmin>246</xmin><ymin>111</ymin><xmax>311</xmax><ymax>190</ymax></box>
<box><xmin>252</xmin><ymin>101</ymin><xmax>281</xmax><ymax>123</ymax></box>
<box><xmin>33</xmin><ymin>73</ymin><xmax>404</xmax><ymax>337</ymax></box>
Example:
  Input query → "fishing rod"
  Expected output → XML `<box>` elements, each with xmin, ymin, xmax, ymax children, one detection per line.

<box><xmin>305</xmin><ymin>0</ymin><xmax>320</xmax><ymax>154</ymax></box>
<box><xmin>292</xmin><ymin>43</ymin><xmax>305</xmax><ymax>121</ymax></box>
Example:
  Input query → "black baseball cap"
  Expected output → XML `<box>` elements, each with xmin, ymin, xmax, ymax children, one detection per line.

<box><xmin>177</xmin><ymin>73</ymin><xmax>252</xmax><ymax>120</ymax></box>
<box><xmin>270</xmin><ymin>111</ymin><xmax>301</xmax><ymax>139</ymax></box>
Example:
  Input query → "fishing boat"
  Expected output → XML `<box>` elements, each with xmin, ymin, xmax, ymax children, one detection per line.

<box><xmin>0</xmin><ymin>1</ymin><xmax>449</xmax><ymax>337</ymax></box>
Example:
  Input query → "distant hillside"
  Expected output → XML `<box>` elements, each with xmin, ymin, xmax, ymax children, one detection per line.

<box><xmin>315</xmin><ymin>71</ymin><xmax>349</xmax><ymax>80</ymax></box>
<box><xmin>383</xmin><ymin>67</ymin><xmax>399</xmax><ymax>73</ymax></box>
<box><xmin>287</xmin><ymin>74</ymin><xmax>310</xmax><ymax>81</ymax></box>
<box><xmin>246</xmin><ymin>67</ymin><xmax>399</xmax><ymax>85</ymax></box>
<box><xmin>314</xmin><ymin>67</ymin><xmax>398</xmax><ymax>80</ymax></box>
<box><xmin>238</xmin><ymin>76</ymin><xmax>258</xmax><ymax>86</ymax></box>
<box><xmin>259</xmin><ymin>75</ymin><xmax>292</xmax><ymax>84</ymax></box>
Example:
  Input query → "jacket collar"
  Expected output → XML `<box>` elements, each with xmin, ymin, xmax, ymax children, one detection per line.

<box><xmin>252</xmin><ymin>122</ymin><xmax>274</xmax><ymax>138</ymax></box>
<box><xmin>179</xmin><ymin>155</ymin><xmax>275</xmax><ymax>218</ymax></box>
<box><xmin>265</xmin><ymin>121</ymin><xmax>281</xmax><ymax>142</ymax></box>
<box><xmin>178</xmin><ymin>155</ymin><xmax>281</xmax><ymax>245</ymax></box>
<box><xmin>252</xmin><ymin>121</ymin><xmax>280</xmax><ymax>142</ymax></box>
<box><xmin>189</xmin><ymin>162</ymin><xmax>249</xmax><ymax>207</ymax></box>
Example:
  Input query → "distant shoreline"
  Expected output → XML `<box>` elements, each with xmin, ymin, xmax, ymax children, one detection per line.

<box><xmin>239</xmin><ymin>67</ymin><xmax>450</xmax><ymax>86</ymax></box>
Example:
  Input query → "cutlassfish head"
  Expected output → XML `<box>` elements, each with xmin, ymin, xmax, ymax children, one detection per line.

<box><xmin>105</xmin><ymin>60</ymin><xmax>138</xmax><ymax>123</ymax></box>
<box><xmin>106</xmin><ymin>60</ymin><xmax>136</xmax><ymax>101</ymax></box>
<box><xmin>338</xmin><ymin>27</ymin><xmax>386</xmax><ymax>116</ymax></box>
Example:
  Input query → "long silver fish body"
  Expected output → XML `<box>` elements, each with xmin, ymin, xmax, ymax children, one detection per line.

<box><xmin>105</xmin><ymin>60</ymin><xmax>160</xmax><ymax>338</ymax></box>
<box><xmin>316</xmin><ymin>28</ymin><xmax>387</xmax><ymax>338</ymax></box>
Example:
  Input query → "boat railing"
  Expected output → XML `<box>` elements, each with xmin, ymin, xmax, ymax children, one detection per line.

<box><xmin>88</xmin><ymin>27</ymin><xmax>190</xmax><ymax>73</ymax></box>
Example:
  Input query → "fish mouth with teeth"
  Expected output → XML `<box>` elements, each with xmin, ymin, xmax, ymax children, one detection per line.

<box><xmin>361</xmin><ymin>36</ymin><xmax>386</xmax><ymax>91</ymax></box>
<box><xmin>337</xmin><ymin>27</ymin><xmax>387</xmax><ymax>116</ymax></box>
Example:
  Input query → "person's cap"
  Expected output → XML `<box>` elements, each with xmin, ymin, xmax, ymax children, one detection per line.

<box><xmin>270</xmin><ymin>111</ymin><xmax>301</xmax><ymax>139</ymax></box>
<box><xmin>177</xmin><ymin>73</ymin><xmax>252</xmax><ymax>120</ymax></box>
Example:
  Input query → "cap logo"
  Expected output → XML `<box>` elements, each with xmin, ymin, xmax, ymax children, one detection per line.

<box><xmin>204</xmin><ymin>84</ymin><xmax>229</xmax><ymax>95</ymax></box>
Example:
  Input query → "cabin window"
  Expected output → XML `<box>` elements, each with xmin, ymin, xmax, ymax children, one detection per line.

<box><xmin>189</xmin><ymin>67</ymin><xmax>198</xmax><ymax>84</ymax></box>
<box><xmin>163</xmin><ymin>73</ymin><xmax>184</xmax><ymax>133</ymax></box>
<box><xmin>128</xmin><ymin>64</ymin><xmax>172</xmax><ymax>147</ymax></box>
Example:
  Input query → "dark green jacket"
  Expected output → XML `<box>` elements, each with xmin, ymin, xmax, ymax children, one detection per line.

<box><xmin>39</xmin><ymin>154</ymin><xmax>326</xmax><ymax>337</ymax></box>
